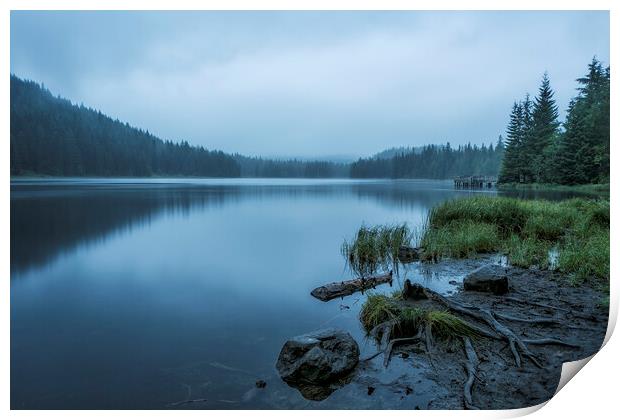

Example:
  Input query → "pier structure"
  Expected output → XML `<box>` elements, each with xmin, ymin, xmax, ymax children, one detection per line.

<box><xmin>453</xmin><ymin>176</ymin><xmax>497</xmax><ymax>189</ymax></box>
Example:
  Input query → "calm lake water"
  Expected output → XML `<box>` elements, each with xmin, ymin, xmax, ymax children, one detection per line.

<box><xmin>10</xmin><ymin>178</ymin><xmax>588</xmax><ymax>409</ymax></box>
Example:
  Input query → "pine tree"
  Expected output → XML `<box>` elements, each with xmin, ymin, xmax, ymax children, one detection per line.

<box><xmin>522</xmin><ymin>73</ymin><xmax>559</xmax><ymax>182</ymax></box>
<box><xmin>553</xmin><ymin>58</ymin><xmax>610</xmax><ymax>184</ymax></box>
<box><xmin>498</xmin><ymin>102</ymin><xmax>524</xmax><ymax>183</ymax></box>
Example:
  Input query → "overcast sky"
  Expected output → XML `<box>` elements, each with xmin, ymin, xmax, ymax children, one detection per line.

<box><xmin>11</xmin><ymin>11</ymin><xmax>609</xmax><ymax>159</ymax></box>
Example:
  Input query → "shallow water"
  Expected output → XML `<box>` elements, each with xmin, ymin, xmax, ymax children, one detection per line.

<box><xmin>10</xmin><ymin>178</ymin><xmax>590</xmax><ymax>409</ymax></box>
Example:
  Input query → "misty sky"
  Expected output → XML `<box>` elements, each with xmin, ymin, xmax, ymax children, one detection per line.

<box><xmin>11</xmin><ymin>11</ymin><xmax>609</xmax><ymax>159</ymax></box>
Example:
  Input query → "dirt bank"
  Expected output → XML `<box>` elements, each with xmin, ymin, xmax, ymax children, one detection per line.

<box><xmin>346</xmin><ymin>265</ymin><xmax>608</xmax><ymax>409</ymax></box>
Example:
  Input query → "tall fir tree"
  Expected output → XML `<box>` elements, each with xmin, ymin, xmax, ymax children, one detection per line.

<box><xmin>554</xmin><ymin>58</ymin><xmax>610</xmax><ymax>184</ymax></box>
<box><xmin>522</xmin><ymin>73</ymin><xmax>559</xmax><ymax>182</ymax></box>
<box><xmin>498</xmin><ymin>102</ymin><xmax>524</xmax><ymax>183</ymax></box>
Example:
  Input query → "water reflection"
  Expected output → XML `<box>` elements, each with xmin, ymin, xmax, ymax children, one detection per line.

<box><xmin>11</xmin><ymin>180</ymin><xmax>453</xmax><ymax>273</ymax></box>
<box><xmin>10</xmin><ymin>178</ymin><xmax>600</xmax><ymax>409</ymax></box>
<box><xmin>12</xmin><ymin>179</ymin><xmax>592</xmax><ymax>275</ymax></box>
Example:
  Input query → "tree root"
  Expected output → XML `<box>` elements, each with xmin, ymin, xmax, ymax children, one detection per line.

<box><xmin>361</xmin><ymin>321</ymin><xmax>396</xmax><ymax>362</ymax></box>
<box><xmin>492</xmin><ymin>312</ymin><xmax>563</xmax><ymax>325</ymax></box>
<box><xmin>365</xmin><ymin>285</ymin><xmax>582</xmax><ymax>374</ymax></box>
<box><xmin>167</xmin><ymin>398</ymin><xmax>209</xmax><ymax>407</ymax></box>
<box><xmin>383</xmin><ymin>332</ymin><xmax>423</xmax><ymax>367</ymax></box>
<box><xmin>462</xmin><ymin>337</ymin><xmax>479</xmax><ymax>410</ymax></box>
<box><xmin>504</xmin><ymin>296</ymin><xmax>597</xmax><ymax>321</ymax></box>
<box><xmin>522</xmin><ymin>338</ymin><xmax>580</xmax><ymax>348</ymax></box>
<box><xmin>417</xmin><ymin>287</ymin><xmax>545</xmax><ymax>368</ymax></box>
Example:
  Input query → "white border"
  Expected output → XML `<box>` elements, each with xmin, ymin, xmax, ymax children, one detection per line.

<box><xmin>2</xmin><ymin>1</ymin><xmax>616</xmax><ymax>419</ymax></box>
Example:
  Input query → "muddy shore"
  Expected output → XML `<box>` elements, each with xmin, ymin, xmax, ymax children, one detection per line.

<box><xmin>165</xmin><ymin>258</ymin><xmax>608</xmax><ymax>410</ymax></box>
<box><xmin>309</xmin><ymin>264</ymin><xmax>609</xmax><ymax>409</ymax></box>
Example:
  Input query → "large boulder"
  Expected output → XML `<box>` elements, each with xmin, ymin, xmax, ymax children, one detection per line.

<box><xmin>463</xmin><ymin>264</ymin><xmax>509</xmax><ymax>295</ymax></box>
<box><xmin>276</xmin><ymin>328</ymin><xmax>359</xmax><ymax>387</ymax></box>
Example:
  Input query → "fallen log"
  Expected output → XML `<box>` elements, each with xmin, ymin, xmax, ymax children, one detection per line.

<box><xmin>310</xmin><ymin>272</ymin><xmax>393</xmax><ymax>302</ymax></box>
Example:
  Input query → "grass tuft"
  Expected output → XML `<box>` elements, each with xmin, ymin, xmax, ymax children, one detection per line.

<box><xmin>341</xmin><ymin>223</ymin><xmax>413</xmax><ymax>278</ymax></box>
<box><xmin>360</xmin><ymin>294</ymin><xmax>480</xmax><ymax>342</ymax></box>
<box><xmin>359</xmin><ymin>293</ymin><xmax>400</xmax><ymax>332</ymax></box>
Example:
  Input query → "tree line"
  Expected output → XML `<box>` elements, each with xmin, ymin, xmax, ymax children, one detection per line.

<box><xmin>16</xmin><ymin>65</ymin><xmax>606</xmax><ymax>183</ymax></box>
<box><xmin>499</xmin><ymin>58</ymin><xmax>609</xmax><ymax>185</ymax></box>
<box><xmin>349</xmin><ymin>141</ymin><xmax>505</xmax><ymax>179</ymax></box>
<box><xmin>234</xmin><ymin>154</ymin><xmax>349</xmax><ymax>178</ymax></box>
<box><xmin>10</xmin><ymin>75</ymin><xmax>351</xmax><ymax>179</ymax></box>
<box><xmin>10</xmin><ymin>76</ymin><xmax>240</xmax><ymax>177</ymax></box>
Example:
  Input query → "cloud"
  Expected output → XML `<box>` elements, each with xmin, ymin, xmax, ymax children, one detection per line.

<box><xmin>11</xmin><ymin>11</ymin><xmax>610</xmax><ymax>157</ymax></box>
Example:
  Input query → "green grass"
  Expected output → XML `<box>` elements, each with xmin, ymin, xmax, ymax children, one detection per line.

<box><xmin>502</xmin><ymin>235</ymin><xmax>552</xmax><ymax>269</ymax></box>
<box><xmin>557</xmin><ymin>228</ymin><xmax>609</xmax><ymax>283</ymax></box>
<box><xmin>421</xmin><ymin>221</ymin><xmax>499</xmax><ymax>258</ymax></box>
<box><xmin>359</xmin><ymin>293</ymin><xmax>401</xmax><ymax>331</ymax></box>
<box><xmin>421</xmin><ymin>196</ymin><xmax>609</xmax><ymax>284</ymax></box>
<box><xmin>341</xmin><ymin>223</ymin><xmax>415</xmax><ymax>278</ymax></box>
<box><xmin>360</xmin><ymin>293</ymin><xmax>480</xmax><ymax>342</ymax></box>
<box><xmin>498</xmin><ymin>183</ymin><xmax>609</xmax><ymax>195</ymax></box>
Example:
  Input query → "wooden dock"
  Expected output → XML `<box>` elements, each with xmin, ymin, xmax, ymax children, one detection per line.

<box><xmin>453</xmin><ymin>176</ymin><xmax>497</xmax><ymax>189</ymax></box>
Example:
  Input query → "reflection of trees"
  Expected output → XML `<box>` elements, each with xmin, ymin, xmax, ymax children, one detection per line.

<box><xmin>11</xmin><ymin>180</ymin><xmax>592</xmax><ymax>275</ymax></box>
<box><xmin>11</xmin><ymin>185</ymin><xmax>238</xmax><ymax>274</ymax></box>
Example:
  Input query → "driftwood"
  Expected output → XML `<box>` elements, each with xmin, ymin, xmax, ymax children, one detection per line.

<box><xmin>310</xmin><ymin>272</ymin><xmax>393</xmax><ymax>302</ymax></box>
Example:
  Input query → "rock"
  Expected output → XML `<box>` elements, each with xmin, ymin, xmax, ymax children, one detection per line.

<box><xmin>463</xmin><ymin>264</ymin><xmax>509</xmax><ymax>295</ymax></box>
<box><xmin>276</xmin><ymin>328</ymin><xmax>360</xmax><ymax>387</ymax></box>
<box><xmin>255</xmin><ymin>380</ymin><xmax>267</xmax><ymax>389</ymax></box>
<box><xmin>367</xmin><ymin>386</ymin><xmax>375</xmax><ymax>395</ymax></box>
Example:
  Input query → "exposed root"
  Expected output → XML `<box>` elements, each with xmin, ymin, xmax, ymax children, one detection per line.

<box><xmin>462</xmin><ymin>337</ymin><xmax>479</xmax><ymax>410</ymax></box>
<box><xmin>504</xmin><ymin>296</ymin><xmax>597</xmax><ymax>321</ymax></box>
<box><xmin>522</xmin><ymin>338</ymin><xmax>580</xmax><ymax>348</ymax></box>
<box><xmin>362</xmin><ymin>320</ymin><xmax>395</xmax><ymax>363</ymax></box>
<box><xmin>424</xmin><ymin>323</ymin><xmax>436</xmax><ymax>368</ymax></box>
<box><xmin>383</xmin><ymin>332</ymin><xmax>423</xmax><ymax>367</ymax></box>
<box><xmin>492</xmin><ymin>312</ymin><xmax>563</xmax><ymax>325</ymax></box>
<box><xmin>368</xmin><ymin>320</ymin><xmax>396</xmax><ymax>340</ymax></box>
<box><xmin>416</xmin><ymin>287</ymin><xmax>543</xmax><ymax>368</ymax></box>
<box><xmin>167</xmin><ymin>398</ymin><xmax>209</xmax><ymax>407</ymax></box>
<box><xmin>366</xmin><ymin>285</ymin><xmax>582</xmax><ymax>374</ymax></box>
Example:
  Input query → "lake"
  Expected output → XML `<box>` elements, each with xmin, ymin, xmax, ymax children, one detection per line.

<box><xmin>10</xmin><ymin>178</ymin><xmax>587</xmax><ymax>409</ymax></box>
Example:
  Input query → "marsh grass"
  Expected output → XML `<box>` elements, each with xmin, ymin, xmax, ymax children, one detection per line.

<box><xmin>421</xmin><ymin>221</ymin><xmax>499</xmax><ymax>258</ymax></box>
<box><xmin>341</xmin><ymin>223</ymin><xmax>414</xmax><ymax>278</ymax></box>
<box><xmin>498</xmin><ymin>183</ymin><xmax>610</xmax><ymax>195</ymax></box>
<box><xmin>360</xmin><ymin>293</ymin><xmax>480</xmax><ymax>343</ymax></box>
<box><xmin>421</xmin><ymin>196</ymin><xmax>609</xmax><ymax>283</ymax></box>
<box><xmin>359</xmin><ymin>293</ymin><xmax>400</xmax><ymax>331</ymax></box>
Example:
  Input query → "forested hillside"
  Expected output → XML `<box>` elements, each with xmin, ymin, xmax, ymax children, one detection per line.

<box><xmin>234</xmin><ymin>155</ymin><xmax>349</xmax><ymax>178</ymax></box>
<box><xmin>350</xmin><ymin>142</ymin><xmax>504</xmax><ymax>179</ymax></box>
<box><xmin>10</xmin><ymin>76</ymin><xmax>241</xmax><ymax>177</ymax></box>
<box><xmin>499</xmin><ymin>58</ymin><xmax>610</xmax><ymax>185</ymax></box>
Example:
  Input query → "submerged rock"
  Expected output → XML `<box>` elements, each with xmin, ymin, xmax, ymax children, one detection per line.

<box><xmin>463</xmin><ymin>264</ymin><xmax>509</xmax><ymax>295</ymax></box>
<box><xmin>276</xmin><ymin>328</ymin><xmax>359</xmax><ymax>387</ymax></box>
